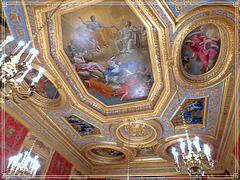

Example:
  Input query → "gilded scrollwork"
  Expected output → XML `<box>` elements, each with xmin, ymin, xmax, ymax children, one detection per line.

<box><xmin>112</xmin><ymin>119</ymin><xmax>163</xmax><ymax>148</ymax></box>
<box><xmin>168</xmin><ymin>0</ymin><xmax>201</xmax><ymax>15</ymax></box>
<box><xmin>124</xmin><ymin>122</ymin><xmax>151</xmax><ymax>137</ymax></box>
<box><xmin>6</xmin><ymin>1</ymin><xmax>28</xmax><ymax>42</ymax></box>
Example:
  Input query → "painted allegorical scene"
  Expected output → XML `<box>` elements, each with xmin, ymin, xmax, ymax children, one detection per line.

<box><xmin>24</xmin><ymin>69</ymin><xmax>60</xmax><ymax>99</ymax></box>
<box><xmin>171</xmin><ymin>98</ymin><xmax>205</xmax><ymax>127</ymax></box>
<box><xmin>91</xmin><ymin>148</ymin><xmax>123</xmax><ymax>157</ymax></box>
<box><xmin>136</xmin><ymin>147</ymin><xmax>157</xmax><ymax>157</ymax></box>
<box><xmin>62</xmin><ymin>2</ymin><xmax>153</xmax><ymax>105</ymax></box>
<box><xmin>181</xmin><ymin>24</ymin><xmax>221</xmax><ymax>75</ymax></box>
<box><xmin>66</xmin><ymin>115</ymin><xmax>101</xmax><ymax>137</ymax></box>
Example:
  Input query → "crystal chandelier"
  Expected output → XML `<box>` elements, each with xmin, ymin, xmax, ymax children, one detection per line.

<box><xmin>0</xmin><ymin>35</ymin><xmax>44</xmax><ymax>103</ymax></box>
<box><xmin>171</xmin><ymin>104</ymin><xmax>214</xmax><ymax>176</ymax></box>
<box><xmin>0</xmin><ymin>0</ymin><xmax>64</xmax><ymax>103</ymax></box>
<box><xmin>4</xmin><ymin>139</ymin><xmax>40</xmax><ymax>179</ymax></box>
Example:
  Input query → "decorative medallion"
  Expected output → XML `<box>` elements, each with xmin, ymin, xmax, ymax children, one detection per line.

<box><xmin>113</xmin><ymin>120</ymin><xmax>163</xmax><ymax>147</ymax></box>
<box><xmin>181</xmin><ymin>24</ymin><xmax>221</xmax><ymax>75</ymax></box>
<box><xmin>62</xmin><ymin>1</ymin><xmax>153</xmax><ymax>105</ymax></box>
<box><xmin>122</xmin><ymin>122</ymin><xmax>151</xmax><ymax>137</ymax></box>
<box><xmin>65</xmin><ymin>115</ymin><xmax>101</xmax><ymax>137</ymax></box>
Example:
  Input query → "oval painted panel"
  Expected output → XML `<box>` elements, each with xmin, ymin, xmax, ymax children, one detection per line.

<box><xmin>24</xmin><ymin>69</ymin><xmax>60</xmax><ymax>99</ymax></box>
<box><xmin>181</xmin><ymin>24</ymin><xmax>221</xmax><ymax>75</ymax></box>
<box><xmin>62</xmin><ymin>2</ymin><xmax>153</xmax><ymax>105</ymax></box>
<box><xmin>91</xmin><ymin>148</ymin><xmax>123</xmax><ymax>157</ymax></box>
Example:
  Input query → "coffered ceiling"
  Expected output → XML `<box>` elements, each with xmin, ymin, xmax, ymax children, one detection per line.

<box><xmin>2</xmin><ymin>0</ymin><xmax>239</xmax><ymax>176</ymax></box>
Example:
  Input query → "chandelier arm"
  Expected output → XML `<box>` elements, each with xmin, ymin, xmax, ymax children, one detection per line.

<box><xmin>0</xmin><ymin>0</ymin><xmax>65</xmax><ymax>105</ymax></box>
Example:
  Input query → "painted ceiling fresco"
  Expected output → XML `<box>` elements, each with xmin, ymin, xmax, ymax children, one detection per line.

<box><xmin>62</xmin><ymin>2</ymin><xmax>152</xmax><ymax>105</ymax></box>
<box><xmin>2</xmin><ymin>0</ymin><xmax>238</xmax><ymax>177</ymax></box>
<box><xmin>181</xmin><ymin>24</ymin><xmax>220</xmax><ymax>75</ymax></box>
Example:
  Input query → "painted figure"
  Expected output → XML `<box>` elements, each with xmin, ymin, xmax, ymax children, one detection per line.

<box><xmin>68</xmin><ymin>28</ymin><xmax>95</xmax><ymax>52</ymax></box>
<box><xmin>105</xmin><ymin>56</ymin><xmax>124</xmax><ymax>85</ymax></box>
<box><xmin>186</xmin><ymin>26</ymin><xmax>219</xmax><ymax>72</ymax></box>
<box><xmin>79</xmin><ymin>15</ymin><xmax>116</xmax><ymax>50</ymax></box>
<box><xmin>35</xmin><ymin>77</ymin><xmax>49</xmax><ymax>98</ymax></box>
<box><xmin>26</xmin><ymin>70</ymin><xmax>58</xmax><ymax>99</ymax></box>
<box><xmin>115</xmin><ymin>21</ymin><xmax>141</xmax><ymax>54</ymax></box>
<box><xmin>115</xmin><ymin>74</ymin><xmax>138</xmax><ymax>101</ymax></box>
<box><xmin>188</xmin><ymin>101</ymin><xmax>204</xmax><ymax>111</ymax></box>
<box><xmin>79</xmin><ymin>62</ymin><xmax>106</xmax><ymax>73</ymax></box>
<box><xmin>188</xmin><ymin>117</ymin><xmax>203</xmax><ymax>124</ymax></box>
<box><xmin>84</xmin><ymin>74</ymin><xmax>115</xmax><ymax>100</ymax></box>
<box><xmin>182</xmin><ymin>54</ymin><xmax>197</xmax><ymax>67</ymax></box>
<box><xmin>136</xmin><ymin>66</ymin><xmax>152</xmax><ymax>82</ymax></box>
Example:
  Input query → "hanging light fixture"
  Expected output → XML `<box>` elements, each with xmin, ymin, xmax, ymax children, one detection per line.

<box><xmin>4</xmin><ymin>139</ymin><xmax>40</xmax><ymax>179</ymax></box>
<box><xmin>0</xmin><ymin>0</ymin><xmax>64</xmax><ymax>103</ymax></box>
<box><xmin>171</xmin><ymin>88</ymin><xmax>214</xmax><ymax>176</ymax></box>
<box><xmin>0</xmin><ymin>35</ymin><xmax>41</xmax><ymax>103</ymax></box>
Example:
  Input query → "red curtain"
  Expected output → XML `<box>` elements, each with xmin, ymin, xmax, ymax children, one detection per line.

<box><xmin>45</xmin><ymin>151</ymin><xmax>72</xmax><ymax>180</ymax></box>
<box><xmin>234</xmin><ymin>134</ymin><xmax>240</xmax><ymax>159</ymax></box>
<box><xmin>0</xmin><ymin>110</ymin><xmax>28</xmax><ymax>173</ymax></box>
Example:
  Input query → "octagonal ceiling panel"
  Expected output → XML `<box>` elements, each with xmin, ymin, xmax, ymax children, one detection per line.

<box><xmin>62</xmin><ymin>1</ymin><xmax>153</xmax><ymax>106</ymax></box>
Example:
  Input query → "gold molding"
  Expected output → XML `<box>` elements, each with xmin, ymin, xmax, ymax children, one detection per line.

<box><xmin>112</xmin><ymin>119</ymin><xmax>163</xmax><ymax>148</ymax></box>
<box><xmin>173</xmin><ymin>16</ymin><xmax>235</xmax><ymax>85</ymax></box>
<box><xmin>82</xmin><ymin>141</ymin><xmax>136</xmax><ymax>165</ymax></box>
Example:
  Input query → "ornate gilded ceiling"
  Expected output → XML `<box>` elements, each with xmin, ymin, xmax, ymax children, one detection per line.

<box><xmin>2</xmin><ymin>0</ymin><xmax>239</xmax><ymax>176</ymax></box>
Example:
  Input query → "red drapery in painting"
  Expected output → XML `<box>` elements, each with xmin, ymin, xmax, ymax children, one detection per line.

<box><xmin>45</xmin><ymin>151</ymin><xmax>72</xmax><ymax>179</ymax></box>
<box><xmin>0</xmin><ymin>110</ymin><xmax>28</xmax><ymax>173</ymax></box>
